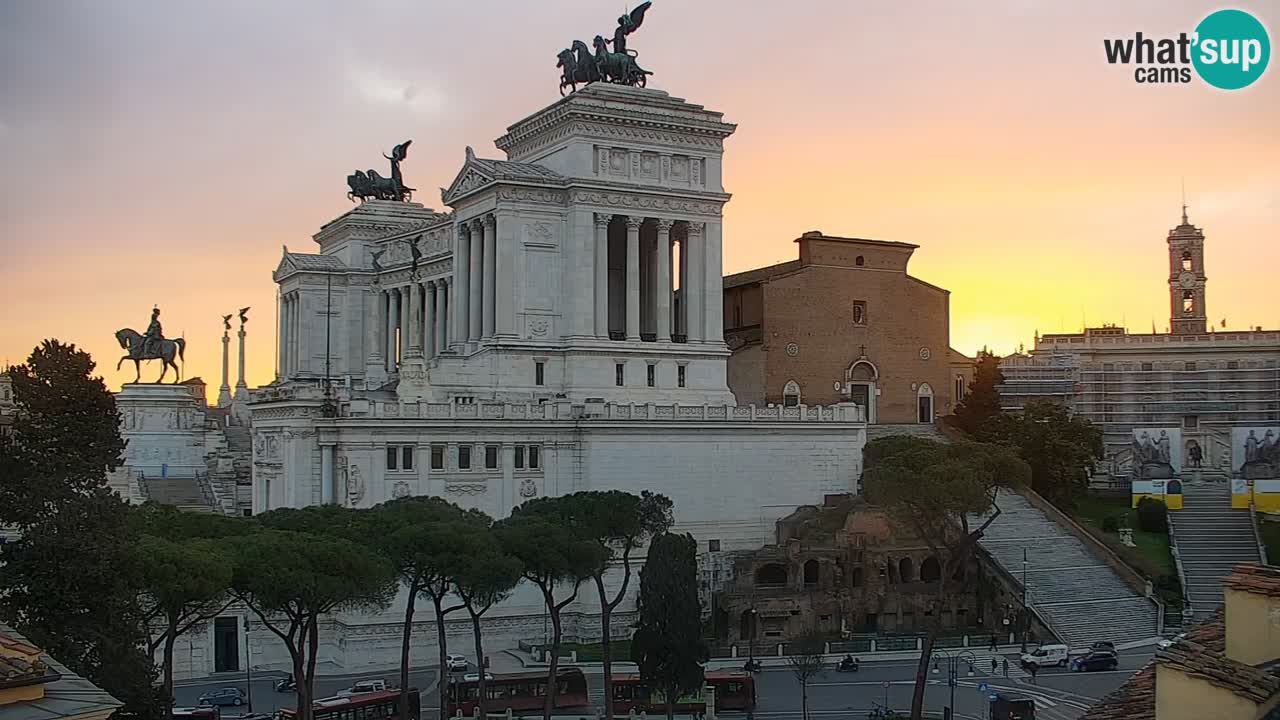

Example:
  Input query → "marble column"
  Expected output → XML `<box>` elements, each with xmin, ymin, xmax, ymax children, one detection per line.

<box><xmin>277</xmin><ymin>294</ymin><xmax>287</xmax><ymax>378</ymax></box>
<box><xmin>625</xmin><ymin>216</ymin><xmax>643</xmax><ymax>341</ymax></box>
<box><xmin>492</xmin><ymin>213</ymin><xmax>516</xmax><ymax>338</ymax></box>
<box><xmin>320</xmin><ymin>444</ymin><xmax>335</xmax><ymax>505</ymax></box>
<box><xmin>366</xmin><ymin>286</ymin><xmax>383</xmax><ymax>375</ymax></box>
<box><xmin>594</xmin><ymin>213</ymin><xmax>610</xmax><ymax>338</ymax></box>
<box><xmin>219</xmin><ymin>330</ymin><xmax>232</xmax><ymax>404</ymax></box>
<box><xmin>703</xmin><ymin>220</ymin><xmax>724</xmax><ymax>343</ymax></box>
<box><xmin>468</xmin><ymin>219</ymin><xmax>484</xmax><ymax>341</ymax></box>
<box><xmin>407</xmin><ymin>281</ymin><xmax>423</xmax><ymax>355</ymax></box>
<box><xmin>685</xmin><ymin>223</ymin><xmax>705</xmax><ymax>342</ymax></box>
<box><xmin>287</xmin><ymin>295</ymin><xmax>296</xmax><ymax>374</ymax></box>
<box><xmin>436</xmin><ymin>280</ymin><xmax>449</xmax><ymax>354</ymax></box>
<box><xmin>385</xmin><ymin>289</ymin><xmax>396</xmax><ymax>371</ymax></box>
<box><xmin>454</xmin><ymin>224</ymin><xmax>470</xmax><ymax>348</ymax></box>
<box><xmin>655</xmin><ymin>219</ymin><xmax>673</xmax><ymax>342</ymax></box>
<box><xmin>423</xmin><ymin>281</ymin><xmax>436</xmax><ymax>359</ymax></box>
<box><xmin>235</xmin><ymin>323</ymin><xmax>248</xmax><ymax>395</ymax></box>
<box><xmin>482</xmin><ymin>214</ymin><xmax>496</xmax><ymax>339</ymax></box>
<box><xmin>677</xmin><ymin>233</ymin><xmax>687</xmax><ymax>339</ymax></box>
<box><xmin>397</xmin><ymin>285</ymin><xmax>409</xmax><ymax>363</ymax></box>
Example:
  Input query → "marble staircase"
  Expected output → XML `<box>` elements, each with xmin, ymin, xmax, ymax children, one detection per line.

<box><xmin>1171</xmin><ymin>483</ymin><xmax>1261</xmax><ymax>619</ymax></box>
<box><xmin>141</xmin><ymin>476</ymin><xmax>217</xmax><ymax>513</ymax></box>
<box><xmin>977</xmin><ymin>492</ymin><xmax>1160</xmax><ymax>648</ymax></box>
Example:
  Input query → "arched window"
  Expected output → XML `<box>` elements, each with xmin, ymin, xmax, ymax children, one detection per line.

<box><xmin>755</xmin><ymin>563</ymin><xmax>788</xmax><ymax>586</ymax></box>
<box><xmin>917</xmin><ymin>383</ymin><xmax>934</xmax><ymax>424</ymax></box>
<box><xmin>803</xmin><ymin>559</ymin><xmax>819</xmax><ymax>586</ymax></box>
<box><xmin>920</xmin><ymin>556</ymin><xmax>942</xmax><ymax>583</ymax></box>
<box><xmin>1181</xmin><ymin>251</ymin><xmax>1192</xmax><ymax>271</ymax></box>
<box><xmin>846</xmin><ymin>360</ymin><xmax>879</xmax><ymax>423</ymax></box>
<box><xmin>855</xmin><ymin>255</ymin><xmax>865</xmax><ymax>266</ymax></box>
<box><xmin>851</xmin><ymin>567</ymin><xmax>864</xmax><ymax>588</ymax></box>
<box><xmin>1182</xmin><ymin>290</ymin><xmax>1195</xmax><ymax>314</ymax></box>
<box><xmin>898</xmin><ymin>558</ymin><xmax>914</xmax><ymax>583</ymax></box>
<box><xmin>783</xmin><ymin>380</ymin><xmax>801</xmax><ymax>408</ymax></box>
<box><xmin>954</xmin><ymin>375</ymin><xmax>965</xmax><ymax>402</ymax></box>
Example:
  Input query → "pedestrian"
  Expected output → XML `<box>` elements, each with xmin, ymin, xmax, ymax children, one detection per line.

<box><xmin>991</xmin><ymin>658</ymin><xmax>998</xmax><ymax>674</ymax></box>
<box><xmin>1029</xmin><ymin>664</ymin><xmax>1038</xmax><ymax>685</ymax></box>
<box><xmin>1002</xmin><ymin>658</ymin><xmax>1009</xmax><ymax>678</ymax></box>
<box><xmin>989</xmin><ymin>634</ymin><xmax>998</xmax><ymax>651</ymax></box>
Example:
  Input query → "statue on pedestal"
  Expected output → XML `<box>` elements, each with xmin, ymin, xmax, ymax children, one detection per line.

<box><xmin>115</xmin><ymin>306</ymin><xmax>186</xmax><ymax>383</ymax></box>
<box><xmin>1242</xmin><ymin>429</ymin><xmax>1280</xmax><ymax>480</ymax></box>
<box><xmin>346</xmin><ymin>141</ymin><xmax>415</xmax><ymax>202</ymax></box>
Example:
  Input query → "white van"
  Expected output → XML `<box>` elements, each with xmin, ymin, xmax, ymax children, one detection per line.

<box><xmin>1020</xmin><ymin>644</ymin><xmax>1070</xmax><ymax>669</ymax></box>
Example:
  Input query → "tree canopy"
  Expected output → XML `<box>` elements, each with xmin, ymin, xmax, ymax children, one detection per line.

<box><xmin>631</xmin><ymin>533</ymin><xmax>706</xmax><ymax>720</ymax></box>
<box><xmin>952</xmin><ymin>349</ymin><xmax>1004</xmax><ymax>436</ymax></box>
<box><xmin>982</xmin><ymin>400</ymin><xmax>1103</xmax><ymax>508</ymax></box>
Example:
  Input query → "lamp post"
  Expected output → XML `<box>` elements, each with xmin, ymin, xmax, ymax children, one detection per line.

<box><xmin>746</xmin><ymin>607</ymin><xmax>758</xmax><ymax>668</ymax></box>
<box><xmin>931</xmin><ymin>648</ymin><xmax>976</xmax><ymax>720</ymax></box>
<box><xmin>243</xmin><ymin>617</ymin><xmax>253</xmax><ymax>714</ymax></box>
<box><xmin>1021</xmin><ymin>548</ymin><xmax>1029</xmax><ymax>653</ymax></box>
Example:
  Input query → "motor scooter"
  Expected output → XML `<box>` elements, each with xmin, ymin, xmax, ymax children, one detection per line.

<box><xmin>742</xmin><ymin>659</ymin><xmax>762</xmax><ymax>673</ymax></box>
<box><xmin>274</xmin><ymin>676</ymin><xmax>296</xmax><ymax>693</ymax></box>
<box><xmin>836</xmin><ymin>656</ymin><xmax>859</xmax><ymax>673</ymax></box>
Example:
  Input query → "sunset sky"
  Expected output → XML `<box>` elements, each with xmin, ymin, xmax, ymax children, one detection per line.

<box><xmin>2</xmin><ymin>1</ymin><xmax>1277</xmax><ymax>398</ymax></box>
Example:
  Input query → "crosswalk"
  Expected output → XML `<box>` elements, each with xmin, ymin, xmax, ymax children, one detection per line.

<box><xmin>948</xmin><ymin>651</ymin><xmax>1029</xmax><ymax>680</ymax></box>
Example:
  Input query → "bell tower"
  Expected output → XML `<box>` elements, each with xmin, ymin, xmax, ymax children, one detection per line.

<box><xmin>1168</xmin><ymin>205</ymin><xmax>1207</xmax><ymax>335</ymax></box>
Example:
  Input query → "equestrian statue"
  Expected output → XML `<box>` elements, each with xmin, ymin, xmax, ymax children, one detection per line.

<box><xmin>557</xmin><ymin>2</ymin><xmax>653</xmax><ymax>95</ymax></box>
<box><xmin>347</xmin><ymin>140</ymin><xmax>415</xmax><ymax>202</ymax></box>
<box><xmin>115</xmin><ymin>306</ymin><xmax>186</xmax><ymax>384</ymax></box>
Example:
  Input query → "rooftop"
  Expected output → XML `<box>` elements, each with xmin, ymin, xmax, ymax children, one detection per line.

<box><xmin>794</xmin><ymin>230</ymin><xmax>919</xmax><ymax>250</ymax></box>
<box><xmin>0</xmin><ymin>625</ymin><xmax>121</xmax><ymax>720</ymax></box>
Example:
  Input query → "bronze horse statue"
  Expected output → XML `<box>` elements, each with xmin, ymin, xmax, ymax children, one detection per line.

<box><xmin>558</xmin><ymin>40</ymin><xmax>603</xmax><ymax>95</ymax></box>
<box><xmin>114</xmin><ymin>328</ymin><xmax>185</xmax><ymax>384</ymax></box>
<box><xmin>347</xmin><ymin>141</ymin><xmax>415</xmax><ymax>202</ymax></box>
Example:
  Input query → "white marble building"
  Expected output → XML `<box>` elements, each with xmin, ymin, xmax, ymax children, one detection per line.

<box><xmin>179</xmin><ymin>84</ymin><xmax>868</xmax><ymax>679</ymax></box>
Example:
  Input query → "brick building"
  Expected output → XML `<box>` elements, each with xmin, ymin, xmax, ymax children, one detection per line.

<box><xmin>712</xmin><ymin>495</ymin><xmax>1027</xmax><ymax>643</ymax></box>
<box><xmin>723</xmin><ymin>231</ymin><xmax>972</xmax><ymax>424</ymax></box>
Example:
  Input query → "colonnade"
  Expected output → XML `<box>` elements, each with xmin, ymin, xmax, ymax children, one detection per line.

<box><xmin>371</xmin><ymin>277</ymin><xmax>451</xmax><ymax>371</ymax></box>
<box><xmin>278</xmin><ymin>291</ymin><xmax>303</xmax><ymax>376</ymax></box>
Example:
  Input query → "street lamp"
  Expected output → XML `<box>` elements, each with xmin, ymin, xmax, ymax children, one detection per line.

<box><xmin>1021</xmin><ymin>548</ymin><xmax>1029</xmax><ymax>653</ymax></box>
<box><xmin>243</xmin><ymin>617</ymin><xmax>253</xmax><ymax>714</ymax></box>
<box><xmin>931</xmin><ymin>649</ymin><xmax>976</xmax><ymax>720</ymax></box>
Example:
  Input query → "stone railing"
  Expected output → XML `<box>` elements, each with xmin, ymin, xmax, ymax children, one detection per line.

<box><xmin>346</xmin><ymin>399</ymin><xmax>865</xmax><ymax>424</ymax></box>
<box><xmin>1167</xmin><ymin>512</ymin><xmax>1194</xmax><ymax>621</ymax></box>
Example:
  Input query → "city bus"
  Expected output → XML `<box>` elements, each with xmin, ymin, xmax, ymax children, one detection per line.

<box><xmin>446</xmin><ymin>669</ymin><xmax>590</xmax><ymax>717</ymax></box>
<box><xmin>279</xmin><ymin>689</ymin><xmax>420</xmax><ymax>720</ymax></box>
<box><xmin>173</xmin><ymin>707</ymin><xmax>221</xmax><ymax>720</ymax></box>
<box><xmin>611</xmin><ymin>670</ymin><xmax>756</xmax><ymax>716</ymax></box>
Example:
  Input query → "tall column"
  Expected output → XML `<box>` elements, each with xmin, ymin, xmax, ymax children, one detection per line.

<box><xmin>625</xmin><ymin>216</ymin><xmax>643</xmax><ymax>341</ymax></box>
<box><xmin>396</xmin><ymin>286</ymin><xmax>408</xmax><ymax>363</ymax></box>
<box><xmin>293</xmin><ymin>293</ymin><xmax>305</xmax><ymax>375</ymax></box>
<box><xmin>677</xmin><ymin>234</ymin><xmax>688</xmax><ymax>338</ymax></box>
<box><xmin>219</xmin><ymin>328</ymin><xmax>232</xmax><ymax>405</ymax></box>
<box><xmin>423</xmin><ymin>282</ymin><xmax>436</xmax><ymax>359</ymax></box>
<box><xmin>482</xmin><ymin>215</ymin><xmax>497</xmax><ymax>339</ymax></box>
<box><xmin>436</xmin><ymin>280</ymin><xmax>449</xmax><ymax>354</ymax></box>
<box><xmin>454</xmin><ymin>225</ymin><xmax>471</xmax><ymax>348</ymax></box>
<box><xmin>655</xmin><ymin>219</ymin><xmax>673</xmax><ymax>342</ymax></box>
<box><xmin>235</xmin><ymin>320</ymin><xmax>248</xmax><ymax>396</ymax></box>
<box><xmin>277</xmin><ymin>294</ymin><xmax>287</xmax><ymax>378</ymax></box>
<box><xmin>594</xmin><ymin>214</ymin><xmax>610</xmax><ymax>338</ymax></box>
<box><xmin>407</xmin><ymin>281</ymin><xmax>423</xmax><ymax>356</ymax></box>
<box><xmin>468</xmin><ymin>219</ymin><xmax>484</xmax><ymax>341</ymax></box>
<box><xmin>703</xmin><ymin>220</ymin><xmax>724</xmax><ymax>343</ymax></box>
<box><xmin>492</xmin><ymin>213</ymin><xmax>516</xmax><ymax>338</ymax></box>
<box><xmin>385</xmin><ymin>289</ymin><xmax>396</xmax><ymax>371</ymax></box>
<box><xmin>287</xmin><ymin>295</ymin><xmax>296</xmax><ymax>374</ymax></box>
<box><xmin>365</xmin><ymin>286</ymin><xmax>383</xmax><ymax>378</ymax></box>
<box><xmin>685</xmin><ymin>223</ymin><xmax>705</xmax><ymax>342</ymax></box>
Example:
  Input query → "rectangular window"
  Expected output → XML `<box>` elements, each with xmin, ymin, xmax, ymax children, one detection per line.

<box><xmin>529</xmin><ymin>445</ymin><xmax>540</xmax><ymax>469</ymax></box>
<box><xmin>386</xmin><ymin>447</ymin><xmax>398</xmax><ymax>471</ymax></box>
<box><xmin>1141</xmin><ymin>362</ymin><xmax>1153</xmax><ymax>371</ymax></box>
<box><xmin>678</xmin><ymin>365</ymin><xmax>686</xmax><ymax>388</ymax></box>
<box><xmin>1183</xmin><ymin>416</ymin><xmax>1198</xmax><ymax>430</ymax></box>
<box><xmin>615</xmin><ymin>363</ymin><xmax>624</xmax><ymax>386</ymax></box>
<box><xmin>647</xmin><ymin>364</ymin><xmax>656</xmax><ymax>387</ymax></box>
<box><xmin>1103</xmin><ymin>362</ymin><xmax>1115</xmax><ymax>372</ymax></box>
<box><xmin>709</xmin><ymin>539</ymin><xmax>721</xmax><ymax>552</ymax></box>
<box><xmin>852</xmin><ymin>300</ymin><xmax>867</xmax><ymax>326</ymax></box>
<box><xmin>1227</xmin><ymin>360</ymin><xmax>1239</xmax><ymax>370</ymax></box>
<box><xmin>515</xmin><ymin>446</ymin><xmax>525</xmax><ymax>469</ymax></box>
<box><xmin>458</xmin><ymin>445</ymin><xmax>471</xmax><ymax>470</ymax></box>
<box><xmin>1184</xmin><ymin>361</ymin><xmax>1196</xmax><ymax>371</ymax></box>
<box><xmin>485</xmin><ymin>445</ymin><xmax>499</xmax><ymax>470</ymax></box>
<box><xmin>535</xmin><ymin>361</ymin><xmax>545</xmax><ymax>386</ymax></box>
<box><xmin>430</xmin><ymin>445</ymin><xmax>444</xmax><ymax>470</ymax></box>
<box><xmin>401</xmin><ymin>446</ymin><xmax>414</xmax><ymax>471</ymax></box>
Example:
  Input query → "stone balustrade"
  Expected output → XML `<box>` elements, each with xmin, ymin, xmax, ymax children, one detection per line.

<box><xmin>341</xmin><ymin>399</ymin><xmax>865</xmax><ymax>423</ymax></box>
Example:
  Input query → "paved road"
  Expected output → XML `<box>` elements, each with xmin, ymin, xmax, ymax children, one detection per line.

<box><xmin>174</xmin><ymin>651</ymin><xmax>1149</xmax><ymax>720</ymax></box>
<box><xmin>173</xmin><ymin>670</ymin><xmax>439</xmax><ymax>716</ymax></box>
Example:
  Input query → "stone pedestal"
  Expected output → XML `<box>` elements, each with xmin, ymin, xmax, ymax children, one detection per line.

<box><xmin>116</xmin><ymin>384</ymin><xmax>211</xmax><ymax>483</ymax></box>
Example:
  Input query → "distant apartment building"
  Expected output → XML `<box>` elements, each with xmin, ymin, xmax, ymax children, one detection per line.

<box><xmin>998</xmin><ymin>211</ymin><xmax>1280</xmax><ymax>479</ymax></box>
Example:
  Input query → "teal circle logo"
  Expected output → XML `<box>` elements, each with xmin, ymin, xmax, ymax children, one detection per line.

<box><xmin>1192</xmin><ymin>9</ymin><xmax>1270</xmax><ymax>89</ymax></box>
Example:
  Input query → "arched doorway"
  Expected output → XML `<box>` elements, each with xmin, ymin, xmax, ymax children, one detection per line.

<box><xmin>846</xmin><ymin>360</ymin><xmax>879</xmax><ymax>423</ymax></box>
<box><xmin>917</xmin><ymin>382</ymin><xmax>934</xmax><ymax>424</ymax></box>
<box><xmin>898</xmin><ymin>557</ymin><xmax>914</xmax><ymax>583</ymax></box>
<box><xmin>803</xmin><ymin>559</ymin><xmax>819</xmax><ymax>586</ymax></box>
<box><xmin>755</xmin><ymin>563</ymin><xmax>788</xmax><ymax>586</ymax></box>
<box><xmin>739</xmin><ymin>609</ymin><xmax>757</xmax><ymax>641</ymax></box>
<box><xmin>920</xmin><ymin>556</ymin><xmax>941</xmax><ymax>583</ymax></box>
<box><xmin>783</xmin><ymin>380</ymin><xmax>801</xmax><ymax>408</ymax></box>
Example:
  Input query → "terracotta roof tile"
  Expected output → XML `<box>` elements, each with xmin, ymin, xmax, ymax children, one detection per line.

<box><xmin>1080</xmin><ymin>660</ymin><xmax>1155</xmax><ymax>720</ymax></box>
<box><xmin>1224</xmin><ymin>563</ymin><xmax>1280</xmax><ymax>598</ymax></box>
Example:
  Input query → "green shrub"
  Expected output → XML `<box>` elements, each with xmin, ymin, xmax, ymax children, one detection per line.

<box><xmin>1102</xmin><ymin>516</ymin><xmax>1120</xmax><ymax>533</ymax></box>
<box><xmin>1136</xmin><ymin>497</ymin><xmax>1168</xmax><ymax>534</ymax></box>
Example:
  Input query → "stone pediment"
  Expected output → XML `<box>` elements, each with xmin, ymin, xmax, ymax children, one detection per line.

<box><xmin>274</xmin><ymin>248</ymin><xmax>347</xmax><ymax>280</ymax></box>
<box><xmin>442</xmin><ymin>165</ymin><xmax>495</xmax><ymax>205</ymax></box>
<box><xmin>442</xmin><ymin>147</ymin><xmax>567</xmax><ymax>205</ymax></box>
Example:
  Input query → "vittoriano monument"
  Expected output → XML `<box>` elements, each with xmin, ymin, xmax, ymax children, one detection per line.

<box><xmin>115</xmin><ymin>306</ymin><xmax>186</xmax><ymax>383</ymax></box>
<box><xmin>346</xmin><ymin>140</ymin><xmax>415</xmax><ymax>202</ymax></box>
<box><xmin>557</xmin><ymin>1</ymin><xmax>653</xmax><ymax>95</ymax></box>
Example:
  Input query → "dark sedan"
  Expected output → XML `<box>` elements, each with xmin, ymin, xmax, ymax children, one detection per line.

<box><xmin>197</xmin><ymin>687</ymin><xmax>246</xmax><ymax>707</ymax></box>
<box><xmin>1070</xmin><ymin>651</ymin><xmax>1119</xmax><ymax>672</ymax></box>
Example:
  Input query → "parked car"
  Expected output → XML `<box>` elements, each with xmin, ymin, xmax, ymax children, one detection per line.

<box><xmin>1090</xmin><ymin>641</ymin><xmax>1117</xmax><ymax>654</ymax></box>
<box><xmin>1071</xmin><ymin>651</ymin><xmax>1119</xmax><ymax>672</ymax></box>
<box><xmin>337</xmin><ymin>680</ymin><xmax>388</xmax><ymax>696</ymax></box>
<box><xmin>462</xmin><ymin>673</ymin><xmax>495</xmax><ymax>682</ymax></box>
<box><xmin>446</xmin><ymin>654</ymin><xmax>468</xmax><ymax>671</ymax></box>
<box><xmin>1157</xmin><ymin>633</ymin><xmax>1187</xmax><ymax>649</ymax></box>
<box><xmin>1020</xmin><ymin>644</ymin><xmax>1070</xmax><ymax>669</ymax></box>
<box><xmin>198</xmin><ymin>688</ymin><xmax>246</xmax><ymax>707</ymax></box>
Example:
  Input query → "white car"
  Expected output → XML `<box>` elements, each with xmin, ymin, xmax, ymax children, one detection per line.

<box><xmin>1020</xmin><ymin>644</ymin><xmax>1070</xmax><ymax>669</ymax></box>
<box><xmin>446</xmin><ymin>654</ymin><xmax>468</xmax><ymax>671</ymax></box>
<box><xmin>1157</xmin><ymin>633</ymin><xmax>1187</xmax><ymax>649</ymax></box>
<box><xmin>336</xmin><ymin>680</ymin><xmax>387</xmax><ymax>697</ymax></box>
<box><xmin>462</xmin><ymin>673</ymin><xmax>495</xmax><ymax>682</ymax></box>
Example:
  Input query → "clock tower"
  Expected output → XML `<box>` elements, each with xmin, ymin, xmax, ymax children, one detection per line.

<box><xmin>1168</xmin><ymin>205</ymin><xmax>1207</xmax><ymax>335</ymax></box>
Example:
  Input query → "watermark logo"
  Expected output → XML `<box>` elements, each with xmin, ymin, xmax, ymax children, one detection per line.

<box><xmin>1104</xmin><ymin>8</ymin><xmax>1270</xmax><ymax>89</ymax></box>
